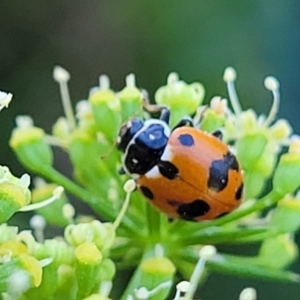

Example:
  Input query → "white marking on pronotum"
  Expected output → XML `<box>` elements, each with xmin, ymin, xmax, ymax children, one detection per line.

<box><xmin>145</xmin><ymin>166</ymin><xmax>160</xmax><ymax>178</ymax></box>
<box><xmin>161</xmin><ymin>145</ymin><xmax>173</xmax><ymax>161</ymax></box>
<box><xmin>122</xmin><ymin>119</ymin><xmax>171</xmax><ymax>176</ymax></box>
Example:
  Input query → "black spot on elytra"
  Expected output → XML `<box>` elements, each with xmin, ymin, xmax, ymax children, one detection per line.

<box><xmin>177</xmin><ymin>199</ymin><xmax>210</xmax><ymax>220</ymax></box>
<box><xmin>140</xmin><ymin>186</ymin><xmax>154</xmax><ymax>200</ymax></box>
<box><xmin>216</xmin><ymin>212</ymin><xmax>229</xmax><ymax>219</ymax></box>
<box><xmin>208</xmin><ymin>151</ymin><xmax>239</xmax><ymax>192</ymax></box>
<box><xmin>235</xmin><ymin>182</ymin><xmax>244</xmax><ymax>200</ymax></box>
<box><xmin>158</xmin><ymin>161</ymin><xmax>179</xmax><ymax>179</ymax></box>
<box><xmin>178</xmin><ymin>134</ymin><xmax>194</xmax><ymax>146</ymax></box>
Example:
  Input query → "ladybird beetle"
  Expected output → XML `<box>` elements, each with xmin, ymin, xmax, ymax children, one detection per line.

<box><xmin>116</xmin><ymin>107</ymin><xmax>243</xmax><ymax>221</ymax></box>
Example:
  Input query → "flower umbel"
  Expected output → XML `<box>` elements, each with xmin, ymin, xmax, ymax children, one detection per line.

<box><xmin>1</xmin><ymin>66</ymin><xmax>300</xmax><ymax>300</ymax></box>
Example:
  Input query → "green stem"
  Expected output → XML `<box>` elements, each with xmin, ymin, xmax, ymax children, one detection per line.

<box><xmin>178</xmin><ymin>227</ymin><xmax>268</xmax><ymax>246</ymax></box>
<box><xmin>119</xmin><ymin>246</ymin><xmax>158</xmax><ymax>300</ymax></box>
<box><xmin>179</xmin><ymin>249</ymin><xmax>300</xmax><ymax>283</ymax></box>
<box><xmin>146</xmin><ymin>202</ymin><xmax>161</xmax><ymax>242</ymax></box>
<box><xmin>206</xmin><ymin>259</ymin><xmax>300</xmax><ymax>283</ymax></box>
<box><xmin>40</xmin><ymin>166</ymin><xmax>111</xmax><ymax>211</ymax></box>
<box><xmin>36</xmin><ymin>165</ymin><xmax>139</xmax><ymax>233</ymax></box>
<box><xmin>113</xmin><ymin>188</ymin><xmax>132</xmax><ymax>231</ymax></box>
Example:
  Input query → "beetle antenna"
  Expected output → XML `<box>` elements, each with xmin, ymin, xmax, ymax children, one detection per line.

<box><xmin>142</xmin><ymin>89</ymin><xmax>169</xmax><ymax>119</ymax></box>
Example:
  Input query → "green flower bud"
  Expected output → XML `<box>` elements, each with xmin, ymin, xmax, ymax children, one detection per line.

<box><xmin>200</xmin><ymin>107</ymin><xmax>226</xmax><ymax>133</ymax></box>
<box><xmin>118</xmin><ymin>74</ymin><xmax>143</xmax><ymax>122</ymax></box>
<box><xmin>95</xmin><ymin>258</ymin><xmax>116</xmax><ymax>282</ymax></box>
<box><xmin>238</xmin><ymin>109</ymin><xmax>258</xmax><ymax>133</ymax></box>
<box><xmin>33</xmin><ymin>239</ymin><xmax>74</xmax><ymax>267</ymax></box>
<box><xmin>155</xmin><ymin>73</ymin><xmax>204</xmax><ymax>126</ymax></box>
<box><xmin>273</xmin><ymin>137</ymin><xmax>300</xmax><ymax>195</ymax></box>
<box><xmin>32</xmin><ymin>183</ymin><xmax>68</xmax><ymax>227</ymax></box>
<box><xmin>17</xmin><ymin>253</ymin><xmax>43</xmax><ymax>287</ymax></box>
<box><xmin>89</xmin><ymin>76</ymin><xmax>120</xmax><ymax>141</ymax></box>
<box><xmin>69</xmin><ymin>129</ymin><xmax>115</xmax><ymax>194</ymax></box>
<box><xmin>252</xmin><ymin>145</ymin><xmax>277</xmax><ymax>177</ymax></box>
<box><xmin>269</xmin><ymin>196</ymin><xmax>300</xmax><ymax>233</ymax></box>
<box><xmin>0</xmin><ymin>183</ymin><xmax>22</xmax><ymax>220</ymax></box>
<box><xmin>54</xmin><ymin>265</ymin><xmax>77</xmax><ymax>300</ymax></box>
<box><xmin>141</xmin><ymin>257</ymin><xmax>176</xmax><ymax>277</ymax></box>
<box><xmin>270</xmin><ymin>119</ymin><xmax>292</xmax><ymax>142</ymax></box>
<box><xmin>242</xmin><ymin>145</ymin><xmax>276</xmax><ymax>199</ymax></box>
<box><xmin>0</xmin><ymin>224</ymin><xmax>18</xmax><ymax>244</ymax></box>
<box><xmin>65</xmin><ymin>221</ymin><xmax>115</xmax><ymax>253</ymax></box>
<box><xmin>75</xmin><ymin>241</ymin><xmax>103</xmax><ymax>265</ymax></box>
<box><xmin>0</xmin><ymin>259</ymin><xmax>36</xmax><ymax>293</ymax></box>
<box><xmin>243</xmin><ymin>171</ymin><xmax>266</xmax><ymax>199</ymax></box>
<box><xmin>75</xmin><ymin>100</ymin><xmax>101</xmax><ymax>138</ymax></box>
<box><xmin>236</xmin><ymin>133</ymin><xmax>268</xmax><ymax>170</ymax></box>
<box><xmin>10</xmin><ymin>119</ymin><xmax>53</xmax><ymax>172</ymax></box>
<box><xmin>138</xmin><ymin>257</ymin><xmax>176</xmax><ymax>300</ymax></box>
<box><xmin>100</xmin><ymin>223</ymin><xmax>116</xmax><ymax>252</ymax></box>
<box><xmin>52</xmin><ymin>117</ymin><xmax>71</xmax><ymax>140</ymax></box>
<box><xmin>235</xmin><ymin>132</ymin><xmax>274</xmax><ymax>199</ymax></box>
<box><xmin>24</xmin><ymin>265</ymin><xmax>58</xmax><ymax>299</ymax></box>
<box><xmin>74</xmin><ymin>241</ymin><xmax>103</xmax><ymax>300</ymax></box>
<box><xmin>257</xmin><ymin>235</ymin><xmax>298</xmax><ymax>269</ymax></box>
<box><xmin>0</xmin><ymin>240</ymin><xmax>27</xmax><ymax>258</ymax></box>
<box><xmin>224</xmin><ymin>116</ymin><xmax>237</xmax><ymax>139</ymax></box>
<box><xmin>0</xmin><ymin>166</ymin><xmax>31</xmax><ymax>221</ymax></box>
<box><xmin>16</xmin><ymin>230</ymin><xmax>36</xmax><ymax>255</ymax></box>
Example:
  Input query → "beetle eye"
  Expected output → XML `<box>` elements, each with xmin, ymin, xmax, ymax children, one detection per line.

<box><xmin>116</xmin><ymin>118</ymin><xmax>143</xmax><ymax>152</ymax></box>
<box><xmin>137</xmin><ymin>124</ymin><xmax>168</xmax><ymax>150</ymax></box>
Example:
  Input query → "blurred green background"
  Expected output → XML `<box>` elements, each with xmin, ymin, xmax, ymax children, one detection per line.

<box><xmin>0</xmin><ymin>1</ymin><xmax>300</xmax><ymax>299</ymax></box>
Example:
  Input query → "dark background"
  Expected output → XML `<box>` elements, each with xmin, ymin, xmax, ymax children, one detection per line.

<box><xmin>1</xmin><ymin>1</ymin><xmax>300</xmax><ymax>299</ymax></box>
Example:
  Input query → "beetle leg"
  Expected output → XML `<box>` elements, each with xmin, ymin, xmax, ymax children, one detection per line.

<box><xmin>193</xmin><ymin>105</ymin><xmax>208</xmax><ymax>127</ymax></box>
<box><xmin>172</xmin><ymin>117</ymin><xmax>194</xmax><ymax>131</ymax></box>
<box><xmin>212</xmin><ymin>130</ymin><xmax>223</xmax><ymax>140</ymax></box>
<box><xmin>142</xmin><ymin>90</ymin><xmax>170</xmax><ymax>124</ymax></box>
<box><xmin>159</xmin><ymin>108</ymin><xmax>170</xmax><ymax>124</ymax></box>
<box><xmin>118</xmin><ymin>166</ymin><xmax>126</xmax><ymax>175</ymax></box>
